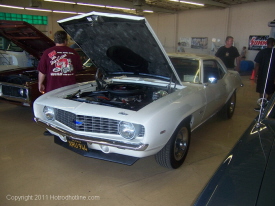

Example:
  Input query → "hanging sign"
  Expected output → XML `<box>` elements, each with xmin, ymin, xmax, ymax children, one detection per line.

<box><xmin>248</xmin><ymin>35</ymin><xmax>269</xmax><ymax>50</ymax></box>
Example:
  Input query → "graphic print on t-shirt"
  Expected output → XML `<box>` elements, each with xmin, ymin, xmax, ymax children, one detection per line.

<box><xmin>48</xmin><ymin>50</ymin><xmax>75</xmax><ymax>76</ymax></box>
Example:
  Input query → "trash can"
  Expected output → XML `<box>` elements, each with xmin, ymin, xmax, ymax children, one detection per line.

<box><xmin>240</xmin><ymin>60</ymin><xmax>254</xmax><ymax>75</ymax></box>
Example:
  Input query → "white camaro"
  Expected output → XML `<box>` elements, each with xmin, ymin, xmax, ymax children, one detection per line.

<box><xmin>33</xmin><ymin>12</ymin><xmax>243</xmax><ymax>169</ymax></box>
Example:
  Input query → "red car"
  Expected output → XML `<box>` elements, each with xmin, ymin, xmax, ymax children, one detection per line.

<box><xmin>0</xmin><ymin>20</ymin><xmax>96</xmax><ymax>106</ymax></box>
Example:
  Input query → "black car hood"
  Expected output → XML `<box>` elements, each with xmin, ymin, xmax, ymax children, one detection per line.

<box><xmin>0</xmin><ymin>20</ymin><xmax>55</xmax><ymax>60</ymax></box>
<box><xmin>58</xmin><ymin>12</ymin><xmax>180</xmax><ymax>83</ymax></box>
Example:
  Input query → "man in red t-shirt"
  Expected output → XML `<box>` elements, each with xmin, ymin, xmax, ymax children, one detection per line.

<box><xmin>38</xmin><ymin>30</ymin><xmax>83</xmax><ymax>93</ymax></box>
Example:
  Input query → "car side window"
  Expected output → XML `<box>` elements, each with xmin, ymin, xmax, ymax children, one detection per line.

<box><xmin>203</xmin><ymin>60</ymin><xmax>225</xmax><ymax>83</ymax></box>
<box><xmin>0</xmin><ymin>37</ymin><xmax>23</xmax><ymax>52</ymax></box>
<box><xmin>170</xmin><ymin>57</ymin><xmax>200</xmax><ymax>83</ymax></box>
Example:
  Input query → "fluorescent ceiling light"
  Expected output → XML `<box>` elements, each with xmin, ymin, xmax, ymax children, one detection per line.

<box><xmin>143</xmin><ymin>10</ymin><xmax>154</xmax><ymax>13</ymax></box>
<box><xmin>53</xmin><ymin>10</ymin><xmax>77</xmax><ymax>14</ymax></box>
<box><xmin>181</xmin><ymin>1</ymin><xmax>204</xmax><ymax>6</ymax></box>
<box><xmin>77</xmin><ymin>3</ymin><xmax>105</xmax><ymax>8</ymax></box>
<box><xmin>44</xmin><ymin>0</ymin><xmax>76</xmax><ymax>4</ymax></box>
<box><xmin>106</xmin><ymin>6</ymin><xmax>131</xmax><ymax>11</ymax></box>
<box><xmin>169</xmin><ymin>0</ymin><xmax>204</xmax><ymax>6</ymax></box>
<box><xmin>0</xmin><ymin>4</ymin><xmax>24</xmax><ymax>9</ymax></box>
<box><xmin>25</xmin><ymin>8</ymin><xmax>52</xmax><ymax>12</ymax></box>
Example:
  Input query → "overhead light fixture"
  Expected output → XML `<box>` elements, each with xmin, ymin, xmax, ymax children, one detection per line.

<box><xmin>77</xmin><ymin>3</ymin><xmax>105</xmax><ymax>8</ymax></box>
<box><xmin>181</xmin><ymin>1</ymin><xmax>204</xmax><ymax>6</ymax></box>
<box><xmin>143</xmin><ymin>10</ymin><xmax>154</xmax><ymax>13</ymax></box>
<box><xmin>44</xmin><ymin>0</ymin><xmax>76</xmax><ymax>4</ymax></box>
<box><xmin>0</xmin><ymin>4</ymin><xmax>24</xmax><ymax>9</ymax></box>
<box><xmin>106</xmin><ymin>6</ymin><xmax>132</xmax><ymax>11</ymax></box>
<box><xmin>53</xmin><ymin>10</ymin><xmax>77</xmax><ymax>14</ymax></box>
<box><xmin>25</xmin><ymin>8</ymin><xmax>52</xmax><ymax>12</ymax></box>
<box><xmin>169</xmin><ymin>0</ymin><xmax>204</xmax><ymax>6</ymax></box>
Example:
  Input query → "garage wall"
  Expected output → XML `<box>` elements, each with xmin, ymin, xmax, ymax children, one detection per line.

<box><xmin>147</xmin><ymin>13</ymin><xmax>177</xmax><ymax>53</ymax></box>
<box><xmin>146</xmin><ymin>8</ymin><xmax>230</xmax><ymax>54</ymax></box>
<box><xmin>228</xmin><ymin>1</ymin><xmax>275</xmax><ymax>61</ymax></box>
<box><xmin>146</xmin><ymin>1</ymin><xmax>275</xmax><ymax>61</ymax></box>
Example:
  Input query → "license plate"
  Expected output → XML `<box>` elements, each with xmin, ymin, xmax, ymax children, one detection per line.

<box><xmin>67</xmin><ymin>139</ymin><xmax>88</xmax><ymax>152</ymax></box>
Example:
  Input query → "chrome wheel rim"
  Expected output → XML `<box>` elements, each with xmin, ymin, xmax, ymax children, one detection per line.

<box><xmin>229</xmin><ymin>94</ymin><xmax>236</xmax><ymax>114</ymax></box>
<box><xmin>174</xmin><ymin>127</ymin><xmax>189</xmax><ymax>161</ymax></box>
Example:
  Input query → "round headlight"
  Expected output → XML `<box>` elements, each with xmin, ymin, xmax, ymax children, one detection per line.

<box><xmin>118</xmin><ymin>121</ymin><xmax>136</xmax><ymax>140</ymax></box>
<box><xmin>19</xmin><ymin>88</ymin><xmax>24</xmax><ymax>96</ymax></box>
<box><xmin>43</xmin><ymin>106</ymin><xmax>55</xmax><ymax>120</ymax></box>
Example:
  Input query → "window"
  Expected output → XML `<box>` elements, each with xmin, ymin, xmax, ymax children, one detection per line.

<box><xmin>0</xmin><ymin>12</ymin><xmax>48</xmax><ymax>25</ymax></box>
<box><xmin>0</xmin><ymin>37</ymin><xmax>23</xmax><ymax>52</ymax></box>
<box><xmin>203</xmin><ymin>60</ymin><xmax>225</xmax><ymax>83</ymax></box>
<box><xmin>170</xmin><ymin>57</ymin><xmax>200</xmax><ymax>83</ymax></box>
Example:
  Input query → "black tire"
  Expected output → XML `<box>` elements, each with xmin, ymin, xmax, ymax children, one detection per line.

<box><xmin>155</xmin><ymin>122</ymin><xmax>191</xmax><ymax>169</ymax></box>
<box><xmin>220</xmin><ymin>91</ymin><xmax>236</xmax><ymax>119</ymax></box>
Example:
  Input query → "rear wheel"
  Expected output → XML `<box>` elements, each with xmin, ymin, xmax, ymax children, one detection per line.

<box><xmin>155</xmin><ymin>122</ymin><xmax>190</xmax><ymax>169</ymax></box>
<box><xmin>220</xmin><ymin>91</ymin><xmax>236</xmax><ymax>119</ymax></box>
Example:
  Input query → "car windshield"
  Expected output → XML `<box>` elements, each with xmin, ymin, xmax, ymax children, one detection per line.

<box><xmin>0</xmin><ymin>36</ymin><xmax>23</xmax><ymax>52</ymax></box>
<box><xmin>170</xmin><ymin>57</ymin><xmax>200</xmax><ymax>83</ymax></box>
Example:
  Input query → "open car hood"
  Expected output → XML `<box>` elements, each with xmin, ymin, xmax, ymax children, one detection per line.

<box><xmin>58</xmin><ymin>12</ymin><xmax>181</xmax><ymax>84</ymax></box>
<box><xmin>0</xmin><ymin>20</ymin><xmax>55</xmax><ymax>60</ymax></box>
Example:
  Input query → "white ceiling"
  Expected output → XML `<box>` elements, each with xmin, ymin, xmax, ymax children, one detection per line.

<box><xmin>1</xmin><ymin>0</ymin><xmax>271</xmax><ymax>15</ymax></box>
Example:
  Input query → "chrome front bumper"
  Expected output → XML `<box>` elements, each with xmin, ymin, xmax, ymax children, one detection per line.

<box><xmin>34</xmin><ymin>117</ymin><xmax>148</xmax><ymax>151</ymax></box>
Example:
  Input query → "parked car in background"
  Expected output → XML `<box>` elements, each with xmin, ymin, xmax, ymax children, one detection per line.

<box><xmin>193</xmin><ymin>46</ymin><xmax>275</xmax><ymax>206</ymax></box>
<box><xmin>33</xmin><ymin>12</ymin><xmax>243</xmax><ymax>169</ymax></box>
<box><xmin>193</xmin><ymin>93</ymin><xmax>275</xmax><ymax>205</ymax></box>
<box><xmin>0</xmin><ymin>37</ymin><xmax>34</xmax><ymax>69</ymax></box>
<box><xmin>0</xmin><ymin>20</ymin><xmax>96</xmax><ymax>106</ymax></box>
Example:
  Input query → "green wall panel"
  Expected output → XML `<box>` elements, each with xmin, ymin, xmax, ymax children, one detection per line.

<box><xmin>0</xmin><ymin>12</ymin><xmax>48</xmax><ymax>25</ymax></box>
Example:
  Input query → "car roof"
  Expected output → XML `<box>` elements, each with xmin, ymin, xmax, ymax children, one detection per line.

<box><xmin>168</xmin><ymin>53</ymin><xmax>219</xmax><ymax>60</ymax></box>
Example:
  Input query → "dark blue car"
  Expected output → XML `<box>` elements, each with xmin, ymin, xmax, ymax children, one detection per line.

<box><xmin>193</xmin><ymin>95</ymin><xmax>275</xmax><ymax>206</ymax></box>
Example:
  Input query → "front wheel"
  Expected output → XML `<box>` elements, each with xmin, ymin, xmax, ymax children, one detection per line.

<box><xmin>155</xmin><ymin>122</ymin><xmax>190</xmax><ymax>169</ymax></box>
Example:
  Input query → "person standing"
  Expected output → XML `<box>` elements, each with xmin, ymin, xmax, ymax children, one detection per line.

<box><xmin>177</xmin><ymin>42</ymin><xmax>185</xmax><ymax>53</ymax></box>
<box><xmin>254</xmin><ymin>37</ymin><xmax>275</xmax><ymax>102</ymax></box>
<box><xmin>215</xmin><ymin>36</ymin><xmax>240</xmax><ymax>71</ymax></box>
<box><xmin>38</xmin><ymin>30</ymin><xmax>83</xmax><ymax>93</ymax></box>
<box><xmin>240</xmin><ymin>46</ymin><xmax>247</xmax><ymax>60</ymax></box>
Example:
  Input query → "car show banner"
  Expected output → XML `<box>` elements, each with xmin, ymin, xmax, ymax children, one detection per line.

<box><xmin>248</xmin><ymin>35</ymin><xmax>269</xmax><ymax>50</ymax></box>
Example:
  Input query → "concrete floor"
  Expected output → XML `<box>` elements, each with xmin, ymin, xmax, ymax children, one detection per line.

<box><xmin>0</xmin><ymin>76</ymin><xmax>258</xmax><ymax>206</ymax></box>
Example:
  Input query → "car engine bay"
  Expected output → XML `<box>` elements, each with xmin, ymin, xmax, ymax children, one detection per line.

<box><xmin>66</xmin><ymin>83</ymin><xmax>174</xmax><ymax>111</ymax></box>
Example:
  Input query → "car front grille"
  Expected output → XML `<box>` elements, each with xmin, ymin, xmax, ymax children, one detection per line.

<box><xmin>1</xmin><ymin>85</ymin><xmax>27</xmax><ymax>99</ymax></box>
<box><xmin>55</xmin><ymin>109</ymin><xmax>145</xmax><ymax>136</ymax></box>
